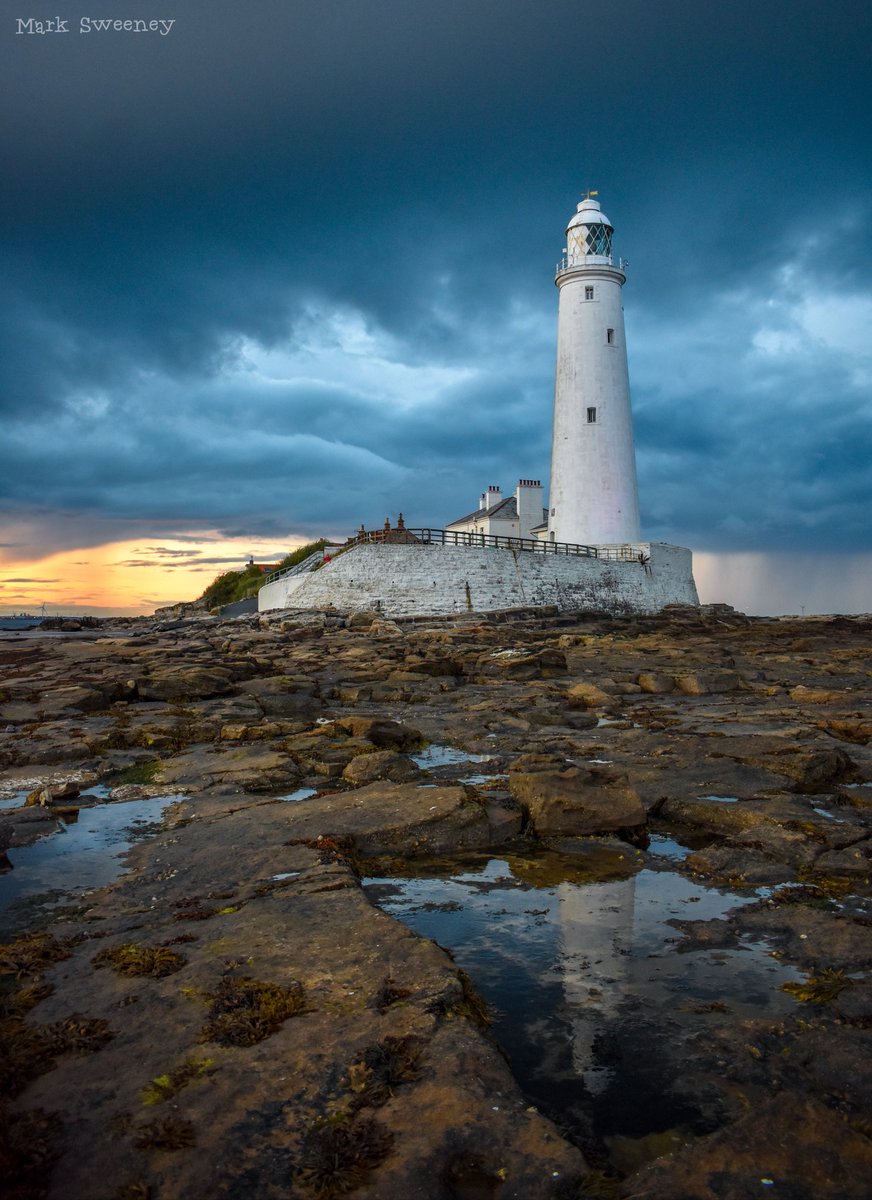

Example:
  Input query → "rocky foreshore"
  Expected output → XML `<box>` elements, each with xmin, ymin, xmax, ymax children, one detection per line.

<box><xmin>1</xmin><ymin>605</ymin><xmax>870</xmax><ymax>1198</ymax></box>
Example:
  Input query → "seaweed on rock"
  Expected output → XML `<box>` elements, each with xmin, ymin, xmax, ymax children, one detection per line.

<box><xmin>0</xmin><ymin>933</ymin><xmax>74</xmax><ymax>979</ymax></box>
<box><xmin>133</xmin><ymin>1115</ymin><xmax>196</xmax><ymax>1151</ymax></box>
<box><xmin>345</xmin><ymin>1035</ymin><xmax>424</xmax><ymax>1110</ymax></box>
<box><xmin>371</xmin><ymin>976</ymin><xmax>412</xmax><ymax>1011</ymax></box>
<box><xmin>295</xmin><ymin>1115</ymin><xmax>394</xmax><ymax>1198</ymax></box>
<box><xmin>782</xmin><ymin>968</ymin><xmax>854</xmax><ymax>1003</ymax></box>
<box><xmin>92</xmin><ymin>943</ymin><xmax>187</xmax><ymax>979</ymax></box>
<box><xmin>141</xmin><ymin>1057</ymin><xmax>216</xmax><ymax>1105</ymax></box>
<box><xmin>200</xmin><ymin>976</ymin><xmax>306</xmax><ymax>1047</ymax></box>
<box><xmin>0</xmin><ymin>1011</ymin><xmax>113</xmax><ymax>1097</ymax></box>
<box><xmin>430</xmin><ymin>969</ymin><xmax>491</xmax><ymax>1029</ymax></box>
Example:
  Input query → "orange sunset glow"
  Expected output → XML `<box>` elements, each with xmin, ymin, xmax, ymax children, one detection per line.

<box><xmin>0</xmin><ymin>533</ymin><xmax>308</xmax><ymax>617</ymax></box>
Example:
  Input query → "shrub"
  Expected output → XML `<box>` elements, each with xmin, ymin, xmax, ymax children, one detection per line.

<box><xmin>272</xmin><ymin>539</ymin><xmax>329</xmax><ymax>574</ymax></box>
<box><xmin>200</xmin><ymin>564</ymin><xmax>263</xmax><ymax>609</ymax></box>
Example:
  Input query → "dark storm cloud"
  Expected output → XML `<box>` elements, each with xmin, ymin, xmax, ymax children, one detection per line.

<box><xmin>2</xmin><ymin>0</ymin><xmax>871</xmax><ymax>558</ymax></box>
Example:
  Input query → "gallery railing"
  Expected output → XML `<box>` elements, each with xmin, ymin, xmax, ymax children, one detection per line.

<box><xmin>555</xmin><ymin>254</ymin><xmax>629</xmax><ymax>276</ymax></box>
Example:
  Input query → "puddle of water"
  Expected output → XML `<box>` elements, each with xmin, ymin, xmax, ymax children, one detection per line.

<box><xmin>647</xmin><ymin>834</ymin><xmax>693</xmax><ymax>861</ymax></box>
<box><xmin>459</xmin><ymin>773</ymin><xmax>508</xmax><ymax>786</ymax></box>
<box><xmin>411</xmin><ymin>744</ymin><xmax>492</xmax><ymax>769</ymax></box>
<box><xmin>698</xmin><ymin>795</ymin><xmax>738</xmax><ymax>803</ymax></box>
<box><xmin>0</xmin><ymin>784</ymin><xmax>113</xmax><ymax>812</ymax></box>
<box><xmin>278</xmin><ymin>787</ymin><xmax>318</xmax><ymax>803</ymax></box>
<box><xmin>811</xmin><ymin>805</ymin><xmax>846</xmax><ymax>823</ymax></box>
<box><xmin>270</xmin><ymin>871</ymin><xmax>301</xmax><ymax>882</ymax></box>
<box><xmin>363</xmin><ymin>851</ymin><xmax>801</xmax><ymax>1157</ymax></box>
<box><xmin>0</xmin><ymin>793</ymin><xmax>181</xmax><ymax>938</ymax></box>
<box><xmin>0</xmin><ymin>793</ymin><xmax>29</xmax><ymax>811</ymax></box>
<box><xmin>755</xmin><ymin>882</ymin><xmax>817</xmax><ymax>900</ymax></box>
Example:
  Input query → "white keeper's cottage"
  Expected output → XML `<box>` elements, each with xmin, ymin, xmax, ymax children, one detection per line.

<box><xmin>445</xmin><ymin>480</ymin><xmax>547</xmax><ymax>542</ymax></box>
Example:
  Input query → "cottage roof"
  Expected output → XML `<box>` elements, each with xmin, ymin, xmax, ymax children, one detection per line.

<box><xmin>445</xmin><ymin>495</ymin><xmax>518</xmax><ymax>527</ymax></box>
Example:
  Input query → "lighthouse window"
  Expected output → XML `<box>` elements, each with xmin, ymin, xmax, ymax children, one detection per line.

<box><xmin>587</xmin><ymin>407</ymin><xmax>597</xmax><ymax>423</ymax></box>
<box><xmin>584</xmin><ymin>286</ymin><xmax>594</xmax><ymax>300</ymax></box>
<box><xmin>568</xmin><ymin>225</ymin><xmax>613</xmax><ymax>260</ymax></box>
<box><xmin>583</xmin><ymin>225</ymin><xmax>612</xmax><ymax>256</ymax></box>
<box><xmin>606</xmin><ymin>328</ymin><xmax>615</xmax><ymax>344</ymax></box>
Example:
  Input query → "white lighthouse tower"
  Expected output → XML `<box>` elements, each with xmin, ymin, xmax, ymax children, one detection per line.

<box><xmin>548</xmin><ymin>196</ymin><xmax>641</xmax><ymax>546</ymax></box>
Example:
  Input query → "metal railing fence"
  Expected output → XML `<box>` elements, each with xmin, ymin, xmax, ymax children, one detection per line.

<box><xmin>263</xmin><ymin>528</ymin><xmax>648</xmax><ymax>586</ymax></box>
<box><xmin>264</xmin><ymin>547</ymin><xmax>331</xmax><ymax>586</ymax></box>
<box><xmin>346</xmin><ymin>527</ymin><xmax>645</xmax><ymax>562</ymax></box>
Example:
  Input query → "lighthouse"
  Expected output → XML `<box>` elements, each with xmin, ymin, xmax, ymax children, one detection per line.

<box><xmin>547</xmin><ymin>196</ymin><xmax>641</xmax><ymax>546</ymax></box>
<box><xmin>260</xmin><ymin>191</ymin><xmax>700</xmax><ymax>618</ymax></box>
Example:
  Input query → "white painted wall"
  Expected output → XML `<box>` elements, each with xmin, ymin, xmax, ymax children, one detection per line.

<box><xmin>549</xmin><ymin>263</ymin><xmax>641</xmax><ymax>545</ymax></box>
<box><xmin>258</xmin><ymin>542</ymin><xmax>698</xmax><ymax>617</ymax></box>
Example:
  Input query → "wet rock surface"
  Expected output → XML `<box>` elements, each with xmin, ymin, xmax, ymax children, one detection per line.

<box><xmin>0</xmin><ymin>606</ymin><xmax>870</xmax><ymax>1198</ymax></box>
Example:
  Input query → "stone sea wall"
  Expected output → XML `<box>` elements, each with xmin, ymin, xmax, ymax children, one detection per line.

<box><xmin>258</xmin><ymin>541</ymin><xmax>699</xmax><ymax>616</ymax></box>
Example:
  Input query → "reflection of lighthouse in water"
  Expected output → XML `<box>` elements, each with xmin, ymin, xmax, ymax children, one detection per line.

<box><xmin>557</xmin><ymin>875</ymin><xmax>638</xmax><ymax>1094</ymax></box>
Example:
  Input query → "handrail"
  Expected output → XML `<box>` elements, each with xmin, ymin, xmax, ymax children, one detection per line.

<box><xmin>264</xmin><ymin>547</ymin><xmax>331</xmax><ymax>586</ymax></box>
<box><xmin>344</xmin><ymin>528</ymin><xmax>646</xmax><ymax>563</ymax></box>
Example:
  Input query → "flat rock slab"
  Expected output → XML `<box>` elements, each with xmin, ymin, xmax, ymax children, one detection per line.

<box><xmin>729</xmin><ymin>901</ymin><xmax>872</xmax><ymax>971</ymax></box>
<box><xmin>621</xmin><ymin>1093</ymin><xmax>872</xmax><ymax>1199</ymax></box>
<box><xmin>282</xmin><ymin>781</ymin><xmax>492</xmax><ymax>857</ymax></box>
<box><xmin>136</xmin><ymin>668</ymin><xmax>236</xmax><ymax>701</ymax></box>
<box><xmin>15</xmin><ymin>793</ymin><xmax>585</xmax><ymax>1200</ymax></box>
<box><xmin>341</xmin><ymin>749</ymin><xmax>423</xmax><ymax>784</ymax></box>
<box><xmin>628</xmin><ymin>758</ymin><xmax>792</xmax><ymax>808</ymax></box>
<box><xmin>666</xmin><ymin>791</ymin><xmax>864</xmax><ymax>838</ymax></box>
<box><xmin>155</xmin><ymin>746</ymin><xmax>302</xmax><ymax>792</ymax></box>
<box><xmin>510</xmin><ymin>767</ymin><xmax>646</xmax><ymax>837</ymax></box>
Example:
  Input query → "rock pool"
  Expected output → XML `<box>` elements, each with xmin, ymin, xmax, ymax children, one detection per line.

<box><xmin>364</xmin><ymin>845</ymin><xmax>803</xmax><ymax>1167</ymax></box>
<box><xmin>0</xmin><ymin>792</ymin><xmax>182</xmax><ymax>937</ymax></box>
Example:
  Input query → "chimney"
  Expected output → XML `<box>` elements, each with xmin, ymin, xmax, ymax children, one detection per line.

<box><xmin>480</xmin><ymin>485</ymin><xmax>502</xmax><ymax>511</ymax></box>
<box><xmin>515</xmin><ymin>479</ymin><xmax>543</xmax><ymax>539</ymax></box>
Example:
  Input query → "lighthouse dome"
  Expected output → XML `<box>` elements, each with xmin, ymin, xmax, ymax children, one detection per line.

<box><xmin>565</xmin><ymin>197</ymin><xmax>614</xmax><ymax>262</ymax></box>
<box><xmin>566</xmin><ymin>197</ymin><xmax>613</xmax><ymax>231</ymax></box>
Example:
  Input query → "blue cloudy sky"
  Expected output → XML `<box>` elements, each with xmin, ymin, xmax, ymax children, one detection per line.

<box><xmin>2</xmin><ymin>0</ymin><xmax>871</xmax><ymax>613</ymax></box>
